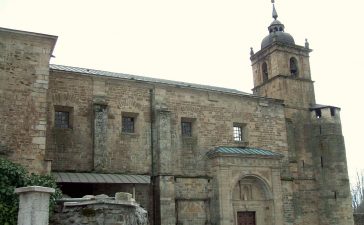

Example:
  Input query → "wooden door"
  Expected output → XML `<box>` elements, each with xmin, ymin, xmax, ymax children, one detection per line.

<box><xmin>237</xmin><ymin>211</ymin><xmax>256</xmax><ymax>225</ymax></box>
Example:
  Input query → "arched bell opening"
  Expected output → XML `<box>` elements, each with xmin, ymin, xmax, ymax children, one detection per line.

<box><xmin>262</xmin><ymin>62</ymin><xmax>269</xmax><ymax>83</ymax></box>
<box><xmin>290</xmin><ymin>57</ymin><xmax>299</xmax><ymax>77</ymax></box>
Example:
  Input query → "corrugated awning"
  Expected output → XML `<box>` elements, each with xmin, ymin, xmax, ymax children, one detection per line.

<box><xmin>52</xmin><ymin>172</ymin><xmax>150</xmax><ymax>184</ymax></box>
<box><xmin>206</xmin><ymin>146</ymin><xmax>283</xmax><ymax>158</ymax></box>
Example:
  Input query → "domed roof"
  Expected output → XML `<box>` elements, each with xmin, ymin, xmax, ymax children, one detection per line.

<box><xmin>261</xmin><ymin>31</ymin><xmax>295</xmax><ymax>49</ymax></box>
<box><xmin>259</xmin><ymin>3</ymin><xmax>295</xmax><ymax>49</ymax></box>
<box><xmin>270</xmin><ymin>19</ymin><xmax>283</xmax><ymax>26</ymax></box>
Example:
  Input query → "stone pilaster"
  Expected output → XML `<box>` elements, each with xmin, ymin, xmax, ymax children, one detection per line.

<box><xmin>154</xmin><ymin>109</ymin><xmax>172</xmax><ymax>174</ymax></box>
<box><xmin>216</xmin><ymin>168</ymin><xmax>234</xmax><ymax>225</ymax></box>
<box><xmin>272</xmin><ymin>168</ymin><xmax>284</xmax><ymax>225</ymax></box>
<box><xmin>157</xmin><ymin>176</ymin><xmax>176</xmax><ymax>225</ymax></box>
<box><xmin>93</xmin><ymin>104</ymin><xmax>108</xmax><ymax>171</ymax></box>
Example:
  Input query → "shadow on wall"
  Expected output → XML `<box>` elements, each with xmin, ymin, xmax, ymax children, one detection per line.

<box><xmin>354</xmin><ymin>214</ymin><xmax>364</xmax><ymax>225</ymax></box>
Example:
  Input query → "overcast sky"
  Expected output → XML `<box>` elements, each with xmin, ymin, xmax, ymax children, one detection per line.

<box><xmin>1</xmin><ymin>0</ymin><xmax>363</xmax><ymax>182</ymax></box>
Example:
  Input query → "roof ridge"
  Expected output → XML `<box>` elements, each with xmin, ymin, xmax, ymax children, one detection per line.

<box><xmin>49</xmin><ymin>64</ymin><xmax>250</xmax><ymax>96</ymax></box>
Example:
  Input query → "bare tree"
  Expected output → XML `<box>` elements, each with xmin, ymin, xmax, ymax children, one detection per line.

<box><xmin>352</xmin><ymin>171</ymin><xmax>364</xmax><ymax>213</ymax></box>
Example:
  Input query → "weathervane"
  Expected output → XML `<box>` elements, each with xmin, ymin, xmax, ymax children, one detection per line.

<box><xmin>271</xmin><ymin>0</ymin><xmax>278</xmax><ymax>20</ymax></box>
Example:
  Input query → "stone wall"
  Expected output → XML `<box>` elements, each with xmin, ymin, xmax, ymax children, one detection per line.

<box><xmin>0</xmin><ymin>28</ymin><xmax>57</xmax><ymax>174</ymax></box>
<box><xmin>154</xmin><ymin>86</ymin><xmax>288</xmax><ymax>176</ymax></box>
<box><xmin>175</xmin><ymin>178</ymin><xmax>210</xmax><ymax>225</ymax></box>
<box><xmin>51</xmin><ymin>194</ymin><xmax>148</xmax><ymax>225</ymax></box>
<box><xmin>46</xmin><ymin>68</ymin><xmax>290</xmax><ymax>224</ymax></box>
<box><xmin>309</xmin><ymin>107</ymin><xmax>354</xmax><ymax>225</ymax></box>
<box><xmin>47</xmin><ymin>69</ymin><xmax>288</xmax><ymax>176</ymax></box>
<box><xmin>355</xmin><ymin>214</ymin><xmax>364</xmax><ymax>225</ymax></box>
<box><xmin>46</xmin><ymin>71</ymin><xmax>152</xmax><ymax>174</ymax></box>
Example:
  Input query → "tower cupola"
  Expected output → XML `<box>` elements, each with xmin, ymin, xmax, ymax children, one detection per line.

<box><xmin>261</xmin><ymin>3</ymin><xmax>295</xmax><ymax>49</ymax></box>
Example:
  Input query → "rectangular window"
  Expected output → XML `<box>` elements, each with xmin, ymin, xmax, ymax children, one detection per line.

<box><xmin>233</xmin><ymin>124</ymin><xmax>243</xmax><ymax>141</ymax></box>
<box><xmin>55</xmin><ymin>111</ymin><xmax>70</xmax><ymax>128</ymax></box>
<box><xmin>122</xmin><ymin>116</ymin><xmax>135</xmax><ymax>133</ymax></box>
<box><xmin>181</xmin><ymin>121</ymin><xmax>192</xmax><ymax>137</ymax></box>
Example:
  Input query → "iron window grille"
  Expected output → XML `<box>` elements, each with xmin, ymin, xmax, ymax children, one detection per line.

<box><xmin>181</xmin><ymin>121</ymin><xmax>192</xmax><ymax>137</ymax></box>
<box><xmin>233</xmin><ymin>125</ymin><xmax>243</xmax><ymax>141</ymax></box>
<box><xmin>122</xmin><ymin>116</ymin><xmax>135</xmax><ymax>133</ymax></box>
<box><xmin>55</xmin><ymin>111</ymin><xmax>70</xmax><ymax>128</ymax></box>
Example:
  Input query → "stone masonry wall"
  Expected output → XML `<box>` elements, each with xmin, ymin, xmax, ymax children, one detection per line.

<box><xmin>46</xmin><ymin>71</ymin><xmax>94</xmax><ymax>171</ymax></box>
<box><xmin>175</xmin><ymin>178</ymin><xmax>210</xmax><ymax>225</ymax></box>
<box><xmin>47</xmin><ymin>70</ymin><xmax>288</xmax><ymax>176</ymax></box>
<box><xmin>0</xmin><ymin>28</ymin><xmax>56</xmax><ymax>174</ymax></box>
<box><xmin>355</xmin><ymin>214</ymin><xmax>364</xmax><ymax>225</ymax></box>
<box><xmin>310</xmin><ymin>108</ymin><xmax>354</xmax><ymax>225</ymax></box>
<box><xmin>155</xmin><ymin>86</ymin><xmax>288</xmax><ymax>176</ymax></box>
<box><xmin>51</xmin><ymin>200</ymin><xmax>148</xmax><ymax>225</ymax></box>
<box><xmin>46</xmin><ymin>71</ymin><xmax>152</xmax><ymax>174</ymax></box>
<box><xmin>46</xmin><ymin>69</ymin><xmax>290</xmax><ymax>224</ymax></box>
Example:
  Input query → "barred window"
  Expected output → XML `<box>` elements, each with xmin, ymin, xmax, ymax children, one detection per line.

<box><xmin>55</xmin><ymin>111</ymin><xmax>70</xmax><ymax>128</ymax></box>
<box><xmin>181</xmin><ymin>121</ymin><xmax>192</xmax><ymax>137</ymax></box>
<box><xmin>233</xmin><ymin>125</ymin><xmax>243</xmax><ymax>141</ymax></box>
<box><xmin>122</xmin><ymin>116</ymin><xmax>135</xmax><ymax>133</ymax></box>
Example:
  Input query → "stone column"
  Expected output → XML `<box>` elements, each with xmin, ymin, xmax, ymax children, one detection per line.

<box><xmin>15</xmin><ymin>186</ymin><xmax>55</xmax><ymax>225</ymax></box>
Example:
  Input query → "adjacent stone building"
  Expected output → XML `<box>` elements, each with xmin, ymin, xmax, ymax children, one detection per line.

<box><xmin>0</xmin><ymin>2</ymin><xmax>354</xmax><ymax>225</ymax></box>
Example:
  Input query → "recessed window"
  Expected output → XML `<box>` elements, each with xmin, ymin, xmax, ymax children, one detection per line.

<box><xmin>233</xmin><ymin>124</ymin><xmax>243</xmax><ymax>141</ymax></box>
<box><xmin>262</xmin><ymin>62</ymin><xmax>268</xmax><ymax>82</ymax></box>
<box><xmin>55</xmin><ymin>111</ymin><xmax>70</xmax><ymax>128</ymax></box>
<box><xmin>181</xmin><ymin>121</ymin><xmax>192</xmax><ymax>137</ymax></box>
<box><xmin>315</xmin><ymin>109</ymin><xmax>322</xmax><ymax>119</ymax></box>
<box><xmin>290</xmin><ymin>57</ymin><xmax>299</xmax><ymax>77</ymax></box>
<box><xmin>122</xmin><ymin>116</ymin><xmax>135</xmax><ymax>133</ymax></box>
<box><xmin>54</xmin><ymin>106</ymin><xmax>73</xmax><ymax>129</ymax></box>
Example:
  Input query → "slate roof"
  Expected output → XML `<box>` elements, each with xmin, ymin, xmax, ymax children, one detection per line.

<box><xmin>50</xmin><ymin>64</ymin><xmax>251</xmax><ymax>96</ymax></box>
<box><xmin>52</xmin><ymin>172</ymin><xmax>150</xmax><ymax>184</ymax></box>
<box><xmin>206</xmin><ymin>146</ymin><xmax>283</xmax><ymax>158</ymax></box>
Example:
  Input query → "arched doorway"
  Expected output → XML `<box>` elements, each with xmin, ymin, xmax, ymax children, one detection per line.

<box><xmin>232</xmin><ymin>175</ymin><xmax>274</xmax><ymax>225</ymax></box>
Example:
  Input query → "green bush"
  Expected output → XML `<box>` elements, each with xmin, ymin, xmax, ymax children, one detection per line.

<box><xmin>0</xmin><ymin>157</ymin><xmax>62</xmax><ymax>225</ymax></box>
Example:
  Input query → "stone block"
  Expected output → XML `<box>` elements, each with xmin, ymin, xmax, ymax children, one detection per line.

<box><xmin>115</xmin><ymin>192</ymin><xmax>133</xmax><ymax>201</ymax></box>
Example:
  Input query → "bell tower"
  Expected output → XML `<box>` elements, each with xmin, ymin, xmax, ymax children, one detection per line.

<box><xmin>250</xmin><ymin>1</ymin><xmax>315</xmax><ymax>109</ymax></box>
<box><xmin>249</xmin><ymin>2</ymin><xmax>354</xmax><ymax>225</ymax></box>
